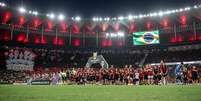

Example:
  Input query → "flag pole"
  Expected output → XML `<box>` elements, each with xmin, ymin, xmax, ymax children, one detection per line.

<box><xmin>69</xmin><ymin>24</ymin><xmax>72</xmax><ymax>46</ymax></box>
<box><xmin>26</xmin><ymin>24</ymin><xmax>29</xmax><ymax>41</ymax></box>
<box><xmin>174</xmin><ymin>24</ymin><xmax>177</xmax><ymax>40</ymax></box>
<box><xmin>41</xmin><ymin>24</ymin><xmax>44</xmax><ymax>43</ymax></box>
<box><xmin>56</xmin><ymin>24</ymin><xmax>58</xmax><ymax>45</ymax></box>
<box><xmin>10</xmin><ymin>24</ymin><xmax>14</xmax><ymax>40</ymax></box>
<box><xmin>193</xmin><ymin>22</ymin><xmax>196</xmax><ymax>40</ymax></box>
<box><xmin>83</xmin><ymin>27</ymin><xmax>85</xmax><ymax>47</ymax></box>
<box><xmin>96</xmin><ymin>29</ymin><xmax>99</xmax><ymax>48</ymax></box>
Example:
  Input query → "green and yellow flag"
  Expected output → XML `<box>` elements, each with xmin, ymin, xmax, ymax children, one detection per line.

<box><xmin>133</xmin><ymin>30</ymin><xmax>160</xmax><ymax>45</ymax></box>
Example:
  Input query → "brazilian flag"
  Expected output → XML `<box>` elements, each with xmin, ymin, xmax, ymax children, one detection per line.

<box><xmin>133</xmin><ymin>30</ymin><xmax>160</xmax><ymax>45</ymax></box>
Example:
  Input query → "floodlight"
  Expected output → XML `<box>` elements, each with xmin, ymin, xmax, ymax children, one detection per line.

<box><xmin>139</xmin><ymin>15</ymin><xmax>143</xmax><ymax>18</ymax></box>
<box><xmin>58</xmin><ymin>14</ymin><xmax>64</xmax><ymax>21</ymax></box>
<box><xmin>0</xmin><ymin>2</ymin><xmax>6</xmax><ymax>7</ymax></box>
<box><xmin>99</xmin><ymin>17</ymin><xmax>102</xmax><ymax>21</ymax></box>
<box><xmin>117</xmin><ymin>32</ymin><xmax>124</xmax><ymax>37</ymax></box>
<box><xmin>179</xmin><ymin>8</ymin><xmax>184</xmax><ymax>12</ymax></box>
<box><xmin>118</xmin><ymin>16</ymin><xmax>124</xmax><ymax>20</ymax></box>
<box><xmin>75</xmin><ymin>16</ymin><xmax>81</xmax><ymax>21</ymax></box>
<box><xmin>193</xmin><ymin>5</ymin><xmax>198</xmax><ymax>9</ymax></box>
<box><xmin>19</xmin><ymin>7</ymin><xmax>26</xmax><ymax>13</ymax></box>
<box><xmin>158</xmin><ymin>11</ymin><xmax>164</xmax><ymax>16</ymax></box>
<box><xmin>92</xmin><ymin>17</ymin><xmax>97</xmax><ymax>21</ymax></box>
<box><xmin>128</xmin><ymin>15</ymin><xmax>133</xmax><ymax>20</ymax></box>
<box><xmin>32</xmin><ymin>11</ymin><xmax>38</xmax><ymax>16</ymax></box>
<box><xmin>28</xmin><ymin>10</ymin><xmax>32</xmax><ymax>14</ymax></box>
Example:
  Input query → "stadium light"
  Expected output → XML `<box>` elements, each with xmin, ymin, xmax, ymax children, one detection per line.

<box><xmin>146</xmin><ymin>14</ymin><xmax>150</xmax><ymax>17</ymax></box>
<box><xmin>50</xmin><ymin>13</ymin><xmax>55</xmax><ymax>19</ymax></box>
<box><xmin>58</xmin><ymin>14</ymin><xmax>65</xmax><ymax>21</ymax></box>
<box><xmin>143</xmin><ymin>14</ymin><xmax>147</xmax><ymax>17</ymax></box>
<box><xmin>18</xmin><ymin>7</ymin><xmax>26</xmax><ymax>14</ymax></box>
<box><xmin>92</xmin><ymin>17</ymin><xmax>97</xmax><ymax>21</ymax></box>
<box><xmin>149</xmin><ymin>13</ymin><xmax>153</xmax><ymax>17</ymax></box>
<box><xmin>184</xmin><ymin>7</ymin><xmax>191</xmax><ymax>11</ymax></box>
<box><xmin>107</xmin><ymin>17</ymin><xmax>110</xmax><ymax>21</ymax></box>
<box><xmin>106</xmin><ymin>33</ymin><xmax>109</xmax><ymax>37</ymax></box>
<box><xmin>194</xmin><ymin>5</ymin><xmax>198</xmax><ymax>9</ymax></box>
<box><xmin>28</xmin><ymin>10</ymin><xmax>32</xmax><ymax>14</ymax></box>
<box><xmin>91</xmin><ymin>5</ymin><xmax>197</xmax><ymax>21</ymax></box>
<box><xmin>171</xmin><ymin>10</ymin><xmax>176</xmax><ymax>13</ymax></box>
<box><xmin>179</xmin><ymin>8</ymin><xmax>184</xmax><ymax>12</ymax></box>
<box><xmin>93</xmin><ymin>17</ymin><xmax>100</xmax><ymax>22</ymax></box>
<box><xmin>12</xmin><ymin>4</ymin><xmax>200</xmax><ymax>22</ymax></box>
<box><xmin>112</xmin><ymin>17</ymin><xmax>117</xmax><ymax>21</ymax></box>
<box><xmin>29</xmin><ymin>10</ymin><xmax>38</xmax><ymax>16</ymax></box>
<box><xmin>158</xmin><ymin>11</ymin><xmax>164</xmax><ymax>16</ymax></box>
<box><xmin>139</xmin><ymin>14</ymin><xmax>143</xmax><ymax>18</ymax></box>
<box><xmin>128</xmin><ymin>15</ymin><xmax>133</xmax><ymax>20</ymax></box>
<box><xmin>133</xmin><ymin>16</ymin><xmax>138</xmax><ymax>19</ymax></box>
<box><xmin>153</xmin><ymin>13</ymin><xmax>158</xmax><ymax>16</ymax></box>
<box><xmin>0</xmin><ymin>2</ymin><xmax>6</xmax><ymax>7</ymax></box>
<box><xmin>118</xmin><ymin>16</ymin><xmax>124</xmax><ymax>20</ymax></box>
<box><xmin>75</xmin><ymin>16</ymin><xmax>81</xmax><ymax>21</ymax></box>
<box><xmin>165</xmin><ymin>10</ymin><xmax>171</xmax><ymax>14</ymax></box>
<box><xmin>104</xmin><ymin>17</ymin><xmax>110</xmax><ymax>21</ymax></box>
<box><xmin>46</xmin><ymin>13</ymin><xmax>55</xmax><ymax>19</ymax></box>
<box><xmin>99</xmin><ymin>17</ymin><xmax>103</xmax><ymax>21</ymax></box>
<box><xmin>32</xmin><ymin>11</ymin><xmax>38</xmax><ymax>16</ymax></box>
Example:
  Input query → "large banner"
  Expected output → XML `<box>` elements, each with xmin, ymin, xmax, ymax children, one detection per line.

<box><xmin>5</xmin><ymin>48</ymin><xmax>35</xmax><ymax>71</ymax></box>
<box><xmin>133</xmin><ymin>30</ymin><xmax>160</xmax><ymax>45</ymax></box>
<box><xmin>86</xmin><ymin>52</ymin><xmax>109</xmax><ymax>69</ymax></box>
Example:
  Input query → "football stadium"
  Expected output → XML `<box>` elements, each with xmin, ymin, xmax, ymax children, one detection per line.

<box><xmin>0</xmin><ymin>0</ymin><xmax>201</xmax><ymax>101</ymax></box>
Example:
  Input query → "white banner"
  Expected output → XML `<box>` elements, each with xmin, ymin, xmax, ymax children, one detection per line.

<box><xmin>5</xmin><ymin>48</ymin><xmax>36</xmax><ymax>71</ymax></box>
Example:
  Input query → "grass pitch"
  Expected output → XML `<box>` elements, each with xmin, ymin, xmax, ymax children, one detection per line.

<box><xmin>0</xmin><ymin>85</ymin><xmax>201</xmax><ymax>101</ymax></box>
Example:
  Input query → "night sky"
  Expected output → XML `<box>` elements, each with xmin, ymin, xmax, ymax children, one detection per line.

<box><xmin>6</xmin><ymin>0</ymin><xmax>201</xmax><ymax>17</ymax></box>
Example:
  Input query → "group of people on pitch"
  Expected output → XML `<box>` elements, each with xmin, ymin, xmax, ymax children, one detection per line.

<box><xmin>65</xmin><ymin>61</ymin><xmax>170</xmax><ymax>85</ymax></box>
<box><xmin>24</xmin><ymin>61</ymin><xmax>200</xmax><ymax>85</ymax></box>
<box><xmin>175</xmin><ymin>62</ymin><xmax>199</xmax><ymax>85</ymax></box>
<box><xmin>63</xmin><ymin>61</ymin><xmax>200</xmax><ymax>85</ymax></box>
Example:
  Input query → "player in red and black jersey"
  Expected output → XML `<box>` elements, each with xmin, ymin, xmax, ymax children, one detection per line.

<box><xmin>139</xmin><ymin>68</ymin><xmax>144</xmax><ymax>85</ymax></box>
<box><xmin>159</xmin><ymin>60</ymin><xmax>168</xmax><ymax>85</ymax></box>
<box><xmin>114</xmin><ymin>68</ymin><xmax>120</xmax><ymax>84</ymax></box>
<box><xmin>153</xmin><ymin>66</ymin><xmax>161</xmax><ymax>85</ymax></box>
<box><xmin>147</xmin><ymin>65</ymin><xmax>154</xmax><ymax>85</ymax></box>
<box><xmin>143</xmin><ymin>65</ymin><xmax>148</xmax><ymax>85</ymax></box>
<box><xmin>192</xmin><ymin>66</ymin><xmax>198</xmax><ymax>84</ymax></box>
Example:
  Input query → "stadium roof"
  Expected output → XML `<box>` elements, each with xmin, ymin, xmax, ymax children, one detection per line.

<box><xmin>6</xmin><ymin>0</ymin><xmax>200</xmax><ymax>17</ymax></box>
<box><xmin>1</xmin><ymin>0</ymin><xmax>201</xmax><ymax>22</ymax></box>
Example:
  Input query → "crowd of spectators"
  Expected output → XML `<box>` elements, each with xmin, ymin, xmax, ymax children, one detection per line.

<box><xmin>0</xmin><ymin>70</ymin><xmax>28</xmax><ymax>84</ymax></box>
<box><xmin>26</xmin><ymin>47</ymin><xmax>201</xmax><ymax>68</ymax></box>
<box><xmin>145</xmin><ymin>50</ymin><xmax>201</xmax><ymax>64</ymax></box>
<box><xmin>15</xmin><ymin>47</ymin><xmax>145</xmax><ymax>67</ymax></box>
